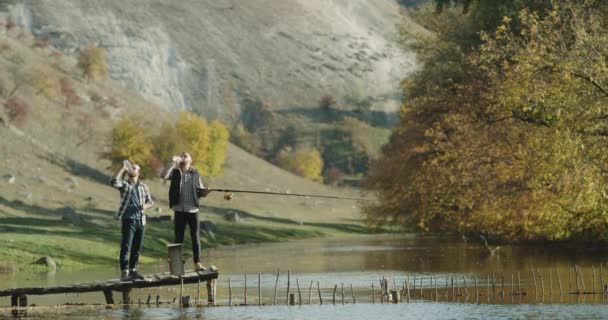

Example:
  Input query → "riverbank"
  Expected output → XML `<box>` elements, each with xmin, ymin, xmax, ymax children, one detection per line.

<box><xmin>0</xmin><ymin>204</ymin><xmax>372</xmax><ymax>270</ymax></box>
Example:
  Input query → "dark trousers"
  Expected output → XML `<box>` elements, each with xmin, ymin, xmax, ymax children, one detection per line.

<box><xmin>120</xmin><ymin>218</ymin><xmax>145</xmax><ymax>271</ymax></box>
<box><xmin>174</xmin><ymin>211</ymin><xmax>201</xmax><ymax>263</ymax></box>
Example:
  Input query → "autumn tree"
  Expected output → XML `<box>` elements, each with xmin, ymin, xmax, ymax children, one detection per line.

<box><xmin>31</xmin><ymin>67</ymin><xmax>58</xmax><ymax>99</ymax></box>
<box><xmin>102</xmin><ymin>117</ymin><xmax>155</xmax><ymax>177</ymax></box>
<box><xmin>364</xmin><ymin>1</ymin><xmax>608</xmax><ymax>241</ymax></box>
<box><xmin>277</xmin><ymin>146</ymin><xmax>324</xmax><ymax>182</ymax></box>
<box><xmin>77</xmin><ymin>44</ymin><xmax>108</xmax><ymax>81</ymax></box>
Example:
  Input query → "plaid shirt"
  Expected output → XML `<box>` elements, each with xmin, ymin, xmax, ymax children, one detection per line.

<box><xmin>171</xmin><ymin>169</ymin><xmax>203</xmax><ymax>213</ymax></box>
<box><xmin>110</xmin><ymin>178</ymin><xmax>153</xmax><ymax>221</ymax></box>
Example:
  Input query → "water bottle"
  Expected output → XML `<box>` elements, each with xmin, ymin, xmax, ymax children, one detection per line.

<box><xmin>123</xmin><ymin>160</ymin><xmax>134</xmax><ymax>172</ymax></box>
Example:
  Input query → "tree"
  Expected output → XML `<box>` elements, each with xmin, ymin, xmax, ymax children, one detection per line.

<box><xmin>174</xmin><ymin>112</ymin><xmax>211</xmax><ymax>174</ymax></box>
<box><xmin>2</xmin><ymin>96</ymin><xmax>30</xmax><ymax>127</ymax></box>
<box><xmin>77</xmin><ymin>44</ymin><xmax>108</xmax><ymax>81</ymax></box>
<box><xmin>102</xmin><ymin>118</ymin><xmax>154</xmax><ymax>177</ymax></box>
<box><xmin>365</xmin><ymin>1</ymin><xmax>608</xmax><ymax>241</ymax></box>
<box><xmin>60</xmin><ymin>78</ymin><xmax>81</xmax><ymax>109</ymax></box>
<box><xmin>207</xmin><ymin>119</ymin><xmax>230</xmax><ymax>176</ymax></box>
<box><xmin>276</xmin><ymin>146</ymin><xmax>324</xmax><ymax>182</ymax></box>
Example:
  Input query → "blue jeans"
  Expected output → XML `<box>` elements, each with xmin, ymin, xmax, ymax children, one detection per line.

<box><xmin>120</xmin><ymin>218</ymin><xmax>145</xmax><ymax>271</ymax></box>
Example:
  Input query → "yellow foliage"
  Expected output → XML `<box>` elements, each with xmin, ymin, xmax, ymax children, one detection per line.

<box><xmin>77</xmin><ymin>44</ymin><xmax>108</xmax><ymax>81</ymax></box>
<box><xmin>277</xmin><ymin>146</ymin><xmax>324</xmax><ymax>182</ymax></box>
<box><xmin>103</xmin><ymin>117</ymin><xmax>154</xmax><ymax>177</ymax></box>
<box><xmin>31</xmin><ymin>66</ymin><xmax>58</xmax><ymax>99</ymax></box>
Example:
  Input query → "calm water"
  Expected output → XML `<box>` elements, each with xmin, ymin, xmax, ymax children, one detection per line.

<box><xmin>2</xmin><ymin>234</ymin><xmax>608</xmax><ymax>319</ymax></box>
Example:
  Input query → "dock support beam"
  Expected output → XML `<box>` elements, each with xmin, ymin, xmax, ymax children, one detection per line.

<box><xmin>122</xmin><ymin>288</ymin><xmax>132</xmax><ymax>305</ymax></box>
<box><xmin>207</xmin><ymin>279</ymin><xmax>217</xmax><ymax>305</ymax></box>
<box><xmin>103</xmin><ymin>289</ymin><xmax>115</xmax><ymax>305</ymax></box>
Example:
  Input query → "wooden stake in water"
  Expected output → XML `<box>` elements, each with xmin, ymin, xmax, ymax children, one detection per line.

<box><xmin>341</xmin><ymin>283</ymin><xmax>345</xmax><ymax>305</ymax></box>
<box><xmin>487</xmin><ymin>275</ymin><xmax>490</xmax><ymax>296</ymax></box>
<box><xmin>273</xmin><ymin>269</ymin><xmax>280</xmax><ymax>305</ymax></box>
<box><xmin>244</xmin><ymin>274</ymin><xmax>248</xmax><ymax>306</ymax></box>
<box><xmin>549</xmin><ymin>268</ymin><xmax>553</xmax><ymax>296</ymax></box>
<box><xmin>475</xmin><ymin>276</ymin><xmax>479</xmax><ymax>298</ymax></box>
<box><xmin>297</xmin><ymin>279</ymin><xmax>302</xmax><ymax>305</ymax></box>
<box><xmin>577</xmin><ymin>265</ymin><xmax>587</xmax><ymax>293</ymax></box>
<box><xmin>351</xmin><ymin>284</ymin><xmax>356</xmax><ymax>304</ymax></box>
<box><xmin>420</xmin><ymin>275</ymin><xmax>424</xmax><ymax>298</ymax></box>
<box><xmin>501</xmin><ymin>272</ymin><xmax>504</xmax><ymax>297</ymax></box>
<box><xmin>445</xmin><ymin>275</ymin><xmax>449</xmax><ymax>297</ymax></box>
<box><xmin>518</xmin><ymin>272</ymin><xmax>521</xmax><ymax>296</ymax></box>
<box><xmin>332</xmin><ymin>284</ymin><xmax>337</xmax><ymax>304</ymax></box>
<box><xmin>286</xmin><ymin>270</ymin><xmax>290</xmax><ymax>305</ymax></box>
<box><xmin>492</xmin><ymin>272</ymin><xmax>496</xmax><ymax>296</ymax></box>
<box><xmin>601</xmin><ymin>264</ymin><xmax>605</xmax><ymax>293</ymax></box>
<box><xmin>463</xmin><ymin>275</ymin><xmax>469</xmax><ymax>296</ymax></box>
<box><xmin>451</xmin><ymin>276</ymin><xmax>455</xmax><ymax>297</ymax></box>
<box><xmin>179</xmin><ymin>277</ymin><xmax>184</xmax><ymax>308</ymax></box>
<box><xmin>309</xmin><ymin>280</ymin><xmax>313</xmax><ymax>304</ymax></box>
<box><xmin>435</xmin><ymin>276</ymin><xmax>439</xmax><ymax>298</ymax></box>
<box><xmin>575</xmin><ymin>265</ymin><xmax>579</xmax><ymax>294</ymax></box>
<box><xmin>556</xmin><ymin>268</ymin><xmax>563</xmax><ymax>296</ymax></box>
<box><xmin>406</xmin><ymin>278</ymin><xmax>411</xmax><ymax>301</ymax></box>
<box><xmin>258</xmin><ymin>273</ymin><xmax>262</xmax><ymax>306</ymax></box>
<box><xmin>537</xmin><ymin>270</ymin><xmax>545</xmax><ymax>297</ymax></box>
<box><xmin>412</xmin><ymin>276</ymin><xmax>416</xmax><ymax>298</ymax></box>
<box><xmin>531</xmin><ymin>269</ymin><xmax>538</xmax><ymax>295</ymax></box>
<box><xmin>372</xmin><ymin>282</ymin><xmax>376</xmax><ymax>303</ymax></box>
<box><xmin>228</xmin><ymin>277</ymin><xmax>232</xmax><ymax>306</ymax></box>
<box><xmin>592</xmin><ymin>266</ymin><xmax>597</xmax><ymax>294</ymax></box>
<box><xmin>317</xmin><ymin>281</ymin><xmax>322</xmax><ymax>304</ymax></box>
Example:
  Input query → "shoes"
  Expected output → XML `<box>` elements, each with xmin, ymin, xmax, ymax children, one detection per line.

<box><xmin>195</xmin><ymin>262</ymin><xmax>207</xmax><ymax>271</ymax></box>
<box><xmin>120</xmin><ymin>270</ymin><xmax>130</xmax><ymax>281</ymax></box>
<box><xmin>129</xmin><ymin>269</ymin><xmax>145</xmax><ymax>280</ymax></box>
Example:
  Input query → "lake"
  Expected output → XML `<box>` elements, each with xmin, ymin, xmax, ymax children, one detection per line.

<box><xmin>2</xmin><ymin>234</ymin><xmax>608</xmax><ymax>319</ymax></box>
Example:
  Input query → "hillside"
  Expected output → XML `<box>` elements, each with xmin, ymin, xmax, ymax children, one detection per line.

<box><xmin>1</xmin><ymin>0</ymin><xmax>415</xmax><ymax>118</ymax></box>
<box><xmin>0</xmin><ymin>28</ymin><xmax>368</xmax><ymax>270</ymax></box>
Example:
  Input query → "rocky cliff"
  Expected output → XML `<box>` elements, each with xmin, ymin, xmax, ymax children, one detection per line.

<box><xmin>0</xmin><ymin>0</ymin><xmax>414</xmax><ymax>119</ymax></box>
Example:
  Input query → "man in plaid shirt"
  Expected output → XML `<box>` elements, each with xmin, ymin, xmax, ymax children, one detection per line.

<box><xmin>111</xmin><ymin>162</ymin><xmax>153</xmax><ymax>280</ymax></box>
<box><xmin>160</xmin><ymin>152</ymin><xmax>212</xmax><ymax>271</ymax></box>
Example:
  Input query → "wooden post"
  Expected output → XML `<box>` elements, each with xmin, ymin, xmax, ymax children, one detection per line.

<box><xmin>297</xmin><ymin>279</ymin><xmax>302</xmax><ymax>305</ymax></box>
<box><xmin>406</xmin><ymin>278</ymin><xmax>411</xmax><ymax>301</ymax></box>
<box><xmin>18</xmin><ymin>295</ymin><xmax>27</xmax><ymax>307</ymax></box>
<box><xmin>492</xmin><ymin>272</ymin><xmax>496</xmax><ymax>296</ymax></box>
<box><xmin>123</xmin><ymin>288</ymin><xmax>132</xmax><ymax>305</ymax></box>
<box><xmin>518</xmin><ymin>272</ymin><xmax>521</xmax><ymax>296</ymax></box>
<box><xmin>273</xmin><ymin>269</ymin><xmax>280</xmax><ymax>305</ymax></box>
<box><xmin>244</xmin><ymin>274</ymin><xmax>248</xmax><ymax>306</ymax></box>
<box><xmin>372</xmin><ymin>282</ymin><xmax>376</xmax><ymax>303</ymax></box>
<box><xmin>286</xmin><ymin>270</ymin><xmax>290</xmax><ymax>305</ymax></box>
<box><xmin>577</xmin><ymin>265</ymin><xmax>587</xmax><ymax>293</ymax></box>
<box><xmin>487</xmin><ymin>275</ymin><xmax>490</xmax><ymax>296</ymax></box>
<box><xmin>156</xmin><ymin>295</ymin><xmax>160</xmax><ymax>305</ymax></box>
<box><xmin>351</xmin><ymin>284</ymin><xmax>356</xmax><ymax>304</ymax></box>
<box><xmin>549</xmin><ymin>268</ymin><xmax>553</xmax><ymax>296</ymax></box>
<box><xmin>206</xmin><ymin>279</ymin><xmax>216</xmax><ymax>305</ymax></box>
<box><xmin>575</xmin><ymin>265</ymin><xmax>580</xmax><ymax>293</ymax></box>
<box><xmin>451</xmin><ymin>276</ymin><xmax>455</xmax><ymax>297</ymax></box>
<box><xmin>412</xmin><ymin>276</ymin><xmax>416</xmax><ymax>297</ymax></box>
<box><xmin>179</xmin><ymin>277</ymin><xmax>184</xmax><ymax>307</ymax></box>
<box><xmin>601</xmin><ymin>264</ymin><xmax>605</xmax><ymax>294</ymax></box>
<box><xmin>332</xmin><ymin>284</ymin><xmax>337</xmax><ymax>304</ymax></box>
<box><xmin>434</xmin><ymin>276</ymin><xmax>438</xmax><ymax>298</ymax></box>
<box><xmin>259</xmin><ymin>273</ymin><xmax>262</xmax><ymax>306</ymax></box>
<box><xmin>501</xmin><ymin>272</ymin><xmax>504</xmax><ymax>297</ymax></box>
<box><xmin>557</xmin><ymin>268</ymin><xmax>563</xmax><ymax>295</ymax></box>
<box><xmin>475</xmin><ymin>276</ymin><xmax>479</xmax><ymax>298</ymax></box>
<box><xmin>511</xmin><ymin>274</ymin><xmax>514</xmax><ymax>296</ymax></box>
<box><xmin>11</xmin><ymin>295</ymin><xmax>17</xmax><ymax>307</ymax></box>
<box><xmin>531</xmin><ymin>269</ymin><xmax>537</xmax><ymax>296</ymax></box>
<box><xmin>569</xmin><ymin>264</ymin><xmax>572</xmax><ymax>294</ymax></box>
<box><xmin>103</xmin><ymin>289</ymin><xmax>114</xmax><ymax>305</ymax></box>
<box><xmin>390</xmin><ymin>290</ymin><xmax>400</xmax><ymax>303</ymax></box>
<box><xmin>593</xmin><ymin>266</ymin><xmax>597</xmax><ymax>294</ymax></box>
<box><xmin>341</xmin><ymin>282</ymin><xmax>345</xmax><ymax>305</ymax></box>
<box><xmin>461</xmin><ymin>276</ymin><xmax>468</xmax><ymax>296</ymax></box>
<box><xmin>420</xmin><ymin>275</ymin><xmax>424</xmax><ymax>298</ymax></box>
<box><xmin>181</xmin><ymin>296</ymin><xmax>191</xmax><ymax>307</ymax></box>
<box><xmin>228</xmin><ymin>277</ymin><xmax>232</xmax><ymax>306</ymax></box>
<box><xmin>289</xmin><ymin>293</ymin><xmax>296</xmax><ymax>305</ymax></box>
<box><xmin>146</xmin><ymin>294</ymin><xmax>151</xmax><ymax>305</ymax></box>
<box><xmin>309</xmin><ymin>280</ymin><xmax>313</xmax><ymax>304</ymax></box>
<box><xmin>317</xmin><ymin>281</ymin><xmax>322</xmax><ymax>304</ymax></box>
<box><xmin>537</xmin><ymin>270</ymin><xmax>544</xmax><ymax>297</ymax></box>
<box><xmin>197</xmin><ymin>279</ymin><xmax>201</xmax><ymax>305</ymax></box>
<box><xmin>380</xmin><ymin>279</ymin><xmax>385</xmax><ymax>303</ymax></box>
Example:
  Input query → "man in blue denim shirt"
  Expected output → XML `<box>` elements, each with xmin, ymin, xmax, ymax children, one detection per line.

<box><xmin>111</xmin><ymin>162</ymin><xmax>153</xmax><ymax>280</ymax></box>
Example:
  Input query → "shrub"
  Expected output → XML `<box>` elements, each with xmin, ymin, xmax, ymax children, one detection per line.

<box><xmin>319</xmin><ymin>95</ymin><xmax>335</xmax><ymax>110</ymax></box>
<box><xmin>3</xmin><ymin>96</ymin><xmax>30</xmax><ymax>126</ymax></box>
<box><xmin>325</xmin><ymin>166</ymin><xmax>344</xmax><ymax>186</ymax></box>
<box><xmin>31</xmin><ymin>67</ymin><xmax>58</xmax><ymax>99</ymax></box>
<box><xmin>60</xmin><ymin>78</ymin><xmax>81</xmax><ymax>108</ymax></box>
<box><xmin>277</xmin><ymin>146</ymin><xmax>324</xmax><ymax>182</ymax></box>
<box><xmin>77</xmin><ymin>44</ymin><xmax>108</xmax><ymax>81</ymax></box>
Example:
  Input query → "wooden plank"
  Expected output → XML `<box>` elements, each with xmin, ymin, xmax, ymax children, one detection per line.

<box><xmin>0</xmin><ymin>270</ymin><xmax>219</xmax><ymax>297</ymax></box>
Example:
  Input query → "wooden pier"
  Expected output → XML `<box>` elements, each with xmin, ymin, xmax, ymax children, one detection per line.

<box><xmin>0</xmin><ymin>269</ymin><xmax>219</xmax><ymax>307</ymax></box>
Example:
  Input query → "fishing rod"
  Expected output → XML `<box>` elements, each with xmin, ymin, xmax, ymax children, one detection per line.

<box><xmin>209</xmin><ymin>188</ymin><xmax>370</xmax><ymax>201</ymax></box>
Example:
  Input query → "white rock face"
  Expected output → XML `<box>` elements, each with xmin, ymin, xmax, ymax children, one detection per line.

<box><xmin>2</xmin><ymin>0</ymin><xmax>416</xmax><ymax>118</ymax></box>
